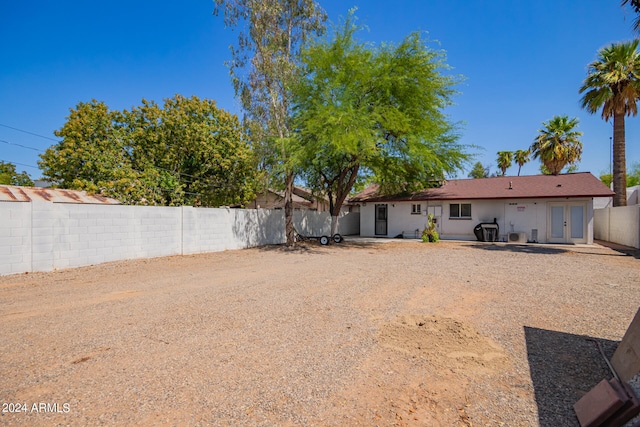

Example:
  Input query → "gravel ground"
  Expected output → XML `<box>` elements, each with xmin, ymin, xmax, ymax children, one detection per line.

<box><xmin>0</xmin><ymin>239</ymin><xmax>639</xmax><ymax>426</ymax></box>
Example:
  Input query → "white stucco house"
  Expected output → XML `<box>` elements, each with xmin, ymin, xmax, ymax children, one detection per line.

<box><xmin>350</xmin><ymin>173</ymin><xmax>615</xmax><ymax>244</ymax></box>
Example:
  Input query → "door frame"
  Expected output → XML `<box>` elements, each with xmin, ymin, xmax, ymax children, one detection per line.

<box><xmin>375</xmin><ymin>204</ymin><xmax>388</xmax><ymax>236</ymax></box>
<box><xmin>547</xmin><ymin>202</ymin><xmax>587</xmax><ymax>244</ymax></box>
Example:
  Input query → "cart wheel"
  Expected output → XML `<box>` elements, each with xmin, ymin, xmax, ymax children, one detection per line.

<box><xmin>319</xmin><ymin>235</ymin><xmax>330</xmax><ymax>245</ymax></box>
<box><xmin>332</xmin><ymin>233</ymin><xmax>343</xmax><ymax>243</ymax></box>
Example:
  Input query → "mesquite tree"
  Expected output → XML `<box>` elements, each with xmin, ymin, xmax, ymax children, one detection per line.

<box><xmin>291</xmin><ymin>13</ymin><xmax>469</xmax><ymax>236</ymax></box>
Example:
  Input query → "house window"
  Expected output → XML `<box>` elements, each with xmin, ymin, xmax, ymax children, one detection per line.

<box><xmin>449</xmin><ymin>203</ymin><xmax>471</xmax><ymax>219</ymax></box>
<box><xmin>411</xmin><ymin>204</ymin><xmax>421</xmax><ymax>215</ymax></box>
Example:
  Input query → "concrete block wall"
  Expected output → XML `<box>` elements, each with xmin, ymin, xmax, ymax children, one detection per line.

<box><xmin>30</xmin><ymin>202</ymin><xmax>182</xmax><ymax>272</ymax></box>
<box><xmin>594</xmin><ymin>208</ymin><xmax>610</xmax><ymax>242</ymax></box>
<box><xmin>0</xmin><ymin>202</ymin><xmax>32</xmax><ymax>276</ymax></box>
<box><xmin>594</xmin><ymin>205</ymin><xmax>640</xmax><ymax>249</ymax></box>
<box><xmin>0</xmin><ymin>203</ymin><xmax>360</xmax><ymax>276</ymax></box>
<box><xmin>182</xmin><ymin>207</ymin><xmax>285</xmax><ymax>254</ymax></box>
<box><xmin>293</xmin><ymin>210</ymin><xmax>360</xmax><ymax>237</ymax></box>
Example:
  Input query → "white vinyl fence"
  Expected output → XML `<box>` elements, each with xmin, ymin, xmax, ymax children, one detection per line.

<box><xmin>594</xmin><ymin>205</ymin><xmax>640</xmax><ymax>249</ymax></box>
<box><xmin>0</xmin><ymin>201</ymin><xmax>359</xmax><ymax>276</ymax></box>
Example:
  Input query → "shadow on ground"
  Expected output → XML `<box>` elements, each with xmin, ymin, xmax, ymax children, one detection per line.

<box><xmin>256</xmin><ymin>239</ymin><xmax>381</xmax><ymax>255</ymax></box>
<box><xmin>595</xmin><ymin>240</ymin><xmax>640</xmax><ymax>259</ymax></box>
<box><xmin>524</xmin><ymin>326</ymin><xmax>619</xmax><ymax>427</ymax></box>
<box><xmin>465</xmin><ymin>243</ymin><xmax>568</xmax><ymax>255</ymax></box>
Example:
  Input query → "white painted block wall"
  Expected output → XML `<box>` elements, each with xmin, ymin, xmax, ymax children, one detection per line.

<box><xmin>595</xmin><ymin>206</ymin><xmax>640</xmax><ymax>249</ymax></box>
<box><xmin>293</xmin><ymin>210</ymin><xmax>360</xmax><ymax>237</ymax></box>
<box><xmin>0</xmin><ymin>202</ymin><xmax>31</xmax><ymax>275</ymax></box>
<box><xmin>2</xmin><ymin>202</ymin><xmax>362</xmax><ymax>275</ymax></box>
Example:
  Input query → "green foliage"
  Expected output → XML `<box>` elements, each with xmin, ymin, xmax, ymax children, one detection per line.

<box><xmin>421</xmin><ymin>213</ymin><xmax>439</xmax><ymax>243</ymax></box>
<box><xmin>496</xmin><ymin>151</ymin><xmax>513</xmax><ymax>176</ymax></box>
<box><xmin>580</xmin><ymin>40</ymin><xmax>640</xmax><ymax>206</ymax></box>
<box><xmin>579</xmin><ymin>40</ymin><xmax>640</xmax><ymax>120</ymax></box>
<box><xmin>622</xmin><ymin>0</ymin><xmax>640</xmax><ymax>33</ymax></box>
<box><xmin>513</xmin><ymin>149</ymin><xmax>530</xmax><ymax>176</ymax></box>
<box><xmin>539</xmin><ymin>163</ymin><xmax>578</xmax><ymax>176</ymax></box>
<box><xmin>291</xmin><ymin>12</ymin><xmax>469</xmax><ymax>219</ymax></box>
<box><xmin>214</xmin><ymin>0</ymin><xmax>327</xmax><ymax>245</ymax></box>
<box><xmin>630</xmin><ymin>162</ymin><xmax>640</xmax><ymax>187</ymax></box>
<box><xmin>468</xmin><ymin>161</ymin><xmax>488</xmax><ymax>178</ymax></box>
<box><xmin>0</xmin><ymin>161</ymin><xmax>34</xmax><ymax>186</ymax></box>
<box><xmin>38</xmin><ymin>96</ymin><xmax>256</xmax><ymax>206</ymax></box>
<box><xmin>530</xmin><ymin>115</ymin><xmax>582</xmax><ymax>175</ymax></box>
<box><xmin>603</xmin><ymin>162</ymin><xmax>640</xmax><ymax>186</ymax></box>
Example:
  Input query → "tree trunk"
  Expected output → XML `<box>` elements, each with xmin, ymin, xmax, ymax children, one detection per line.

<box><xmin>613</xmin><ymin>112</ymin><xmax>628</xmax><ymax>207</ymax></box>
<box><xmin>284</xmin><ymin>171</ymin><xmax>295</xmax><ymax>246</ymax></box>
<box><xmin>328</xmin><ymin>164</ymin><xmax>359</xmax><ymax>239</ymax></box>
<box><xmin>330</xmin><ymin>212</ymin><xmax>339</xmax><ymax>237</ymax></box>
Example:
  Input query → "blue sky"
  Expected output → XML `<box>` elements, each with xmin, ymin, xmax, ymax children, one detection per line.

<box><xmin>1</xmin><ymin>0</ymin><xmax>639</xmax><ymax>180</ymax></box>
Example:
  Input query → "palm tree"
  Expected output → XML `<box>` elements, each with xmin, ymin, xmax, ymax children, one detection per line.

<box><xmin>496</xmin><ymin>151</ymin><xmax>513</xmax><ymax>176</ymax></box>
<box><xmin>622</xmin><ymin>0</ymin><xmax>640</xmax><ymax>33</ymax></box>
<box><xmin>530</xmin><ymin>116</ymin><xmax>583</xmax><ymax>175</ymax></box>
<box><xmin>513</xmin><ymin>149</ymin><xmax>530</xmax><ymax>176</ymax></box>
<box><xmin>579</xmin><ymin>40</ymin><xmax>640</xmax><ymax>206</ymax></box>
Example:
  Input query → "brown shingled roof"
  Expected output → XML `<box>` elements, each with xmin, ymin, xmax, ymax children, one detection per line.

<box><xmin>350</xmin><ymin>173</ymin><xmax>614</xmax><ymax>202</ymax></box>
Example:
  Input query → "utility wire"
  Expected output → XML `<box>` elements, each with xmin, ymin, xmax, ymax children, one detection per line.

<box><xmin>0</xmin><ymin>159</ymin><xmax>40</xmax><ymax>170</ymax></box>
<box><xmin>0</xmin><ymin>123</ymin><xmax>61</xmax><ymax>142</ymax></box>
<box><xmin>0</xmin><ymin>139</ymin><xmax>45</xmax><ymax>152</ymax></box>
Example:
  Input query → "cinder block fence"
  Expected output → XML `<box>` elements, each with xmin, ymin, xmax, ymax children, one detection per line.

<box><xmin>594</xmin><ymin>205</ymin><xmax>640</xmax><ymax>249</ymax></box>
<box><xmin>0</xmin><ymin>201</ymin><xmax>359</xmax><ymax>276</ymax></box>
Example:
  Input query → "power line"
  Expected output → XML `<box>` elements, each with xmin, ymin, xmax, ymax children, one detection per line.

<box><xmin>0</xmin><ymin>139</ymin><xmax>45</xmax><ymax>152</ymax></box>
<box><xmin>0</xmin><ymin>123</ymin><xmax>60</xmax><ymax>142</ymax></box>
<box><xmin>0</xmin><ymin>159</ymin><xmax>40</xmax><ymax>170</ymax></box>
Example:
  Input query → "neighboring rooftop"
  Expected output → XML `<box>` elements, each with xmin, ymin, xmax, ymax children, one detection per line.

<box><xmin>350</xmin><ymin>173</ymin><xmax>615</xmax><ymax>202</ymax></box>
<box><xmin>0</xmin><ymin>185</ymin><xmax>121</xmax><ymax>204</ymax></box>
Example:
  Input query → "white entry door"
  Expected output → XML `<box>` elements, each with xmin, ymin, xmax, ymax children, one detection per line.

<box><xmin>548</xmin><ymin>203</ymin><xmax>586</xmax><ymax>244</ymax></box>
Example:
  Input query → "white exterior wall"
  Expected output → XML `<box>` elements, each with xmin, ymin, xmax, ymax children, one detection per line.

<box><xmin>359</xmin><ymin>198</ymin><xmax>595</xmax><ymax>244</ymax></box>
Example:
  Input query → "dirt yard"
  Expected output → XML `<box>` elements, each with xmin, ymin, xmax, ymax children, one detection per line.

<box><xmin>0</xmin><ymin>239</ymin><xmax>638</xmax><ymax>426</ymax></box>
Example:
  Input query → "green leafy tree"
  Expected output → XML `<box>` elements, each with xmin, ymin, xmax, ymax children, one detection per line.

<box><xmin>579</xmin><ymin>40</ymin><xmax>640</xmax><ymax>206</ymax></box>
<box><xmin>468</xmin><ymin>161</ymin><xmax>489</xmax><ymax>178</ymax></box>
<box><xmin>0</xmin><ymin>161</ymin><xmax>34</xmax><ymax>186</ymax></box>
<box><xmin>38</xmin><ymin>100</ymin><xmax>145</xmax><ymax>202</ymax></box>
<box><xmin>126</xmin><ymin>95</ymin><xmax>256</xmax><ymax>207</ymax></box>
<box><xmin>291</xmin><ymin>13</ymin><xmax>469</xmax><ymax>235</ymax></box>
<box><xmin>530</xmin><ymin>116</ymin><xmax>582</xmax><ymax>175</ymax></box>
<box><xmin>604</xmin><ymin>162</ymin><xmax>640</xmax><ymax>187</ymax></box>
<box><xmin>513</xmin><ymin>149</ymin><xmax>530</xmax><ymax>176</ymax></box>
<box><xmin>214</xmin><ymin>0</ymin><xmax>326</xmax><ymax>245</ymax></box>
<box><xmin>496</xmin><ymin>151</ymin><xmax>513</xmax><ymax>176</ymax></box>
<box><xmin>39</xmin><ymin>96</ymin><xmax>255</xmax><ymax>206</ymax></box>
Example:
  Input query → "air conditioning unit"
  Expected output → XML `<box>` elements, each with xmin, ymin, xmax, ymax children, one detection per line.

<box><xmin>508</xmin><ymin>232</ymin><xmax>527</xmax><ymax>243</ymax></box>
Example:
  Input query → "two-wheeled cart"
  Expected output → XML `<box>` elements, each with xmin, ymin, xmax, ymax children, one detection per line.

<box><xmin>294</xmin><ymin>230</ymin><xmax>343</xmax><ymax>245</ymax></box>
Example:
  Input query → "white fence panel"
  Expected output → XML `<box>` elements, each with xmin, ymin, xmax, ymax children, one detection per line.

<box><xmin>0</xmin><ymin>203</ymin><xmax>360</xmax><ymax>276</ymax></box>
<box><xmin>0</xmin><ymin>201</ymin><xmax>31</xmax><ymax>275</ymax></box>
<box><xmin>594</xmin><ymin>205</ymin><xmax>640</xmax><ymax>249</ymax></box>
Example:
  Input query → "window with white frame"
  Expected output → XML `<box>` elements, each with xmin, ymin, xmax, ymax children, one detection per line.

<box><xmin>411</xmin><ymin>204</ymin><xmax>421</xmax><ymax>215</ymax></box>
<box><xmin>449</xmin><ymin>203</ymin><xmax>471</xmax><ymax>218</ymax></box>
